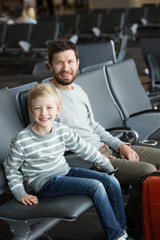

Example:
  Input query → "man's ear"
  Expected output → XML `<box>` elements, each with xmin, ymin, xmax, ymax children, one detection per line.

<box><xmin>56</xmin><ymin>105</ymin><xmax>62</xmax><ymax>116</ymax></box>
<box><xmin>76</xmin><ymin>59</ymin><xmax>80</xmax><ymax>71</ymax></box>
<box><xmin>48</xmin><ymin>62</ymin><xmax>53</xmax><ymax>72</ymax></box>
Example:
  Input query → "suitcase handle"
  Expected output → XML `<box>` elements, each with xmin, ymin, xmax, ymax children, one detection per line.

<box><xmin>138</xmin><ymin>140</ymin><xmax>157</xmax><ymax>146</ymax></box>
<box><xmin>148</xmin><ymin>170</ymin><xmax>160</xmax><ymax>176</ymax></box>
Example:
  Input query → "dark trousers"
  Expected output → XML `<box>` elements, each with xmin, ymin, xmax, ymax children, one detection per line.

<box><xmin>100</xmin><ymin>145</ymin><xmax>160</xmax><ymax>228</ymax></box>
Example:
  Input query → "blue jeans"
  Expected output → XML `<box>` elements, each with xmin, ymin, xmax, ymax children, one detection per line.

<box><xmin>37</xmin><ymin>167</ymin><xmax>126</xmax><ymax>240</ymax></box>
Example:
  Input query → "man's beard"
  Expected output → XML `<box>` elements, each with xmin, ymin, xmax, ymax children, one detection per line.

<box><xmin>52</xmin><ymin>70</ymin><xmax>77</xmax><ymax>86</ymax></box>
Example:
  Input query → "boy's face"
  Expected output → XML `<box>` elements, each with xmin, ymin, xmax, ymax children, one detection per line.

<box><xmin>29</xmin><ymin>95</ymin><xmax>61</xmax><ymax>134</ymax></box>
<box><xmin>48</xmin><ymin>49</ymin><xmax>79</xmax><ymax>88</ymax></box>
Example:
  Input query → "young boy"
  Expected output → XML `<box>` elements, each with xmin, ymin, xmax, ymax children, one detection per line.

<box><xmin>4</xmin><ymin>83</ymin><xmax>132</xmax><ymax>240</ymax></box>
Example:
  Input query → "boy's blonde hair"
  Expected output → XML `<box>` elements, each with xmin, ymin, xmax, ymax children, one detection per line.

<box><xmin>28</xmin><ymin>83</ymin><xmax>62</xmax><ymax>108</ymax></box>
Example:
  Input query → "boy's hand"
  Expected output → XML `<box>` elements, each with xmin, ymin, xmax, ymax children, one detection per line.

<box><xmin>19</xmin><ymin>194</ymin><xmax>38</xmax><ymax>206</ymax></box>
<box><xmin>104</xmin><ymin>154</ymin><xmax>116</xmax><ymax>159</ymax></box>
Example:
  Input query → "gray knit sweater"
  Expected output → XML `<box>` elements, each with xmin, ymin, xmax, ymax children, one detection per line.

<box><xmin>44</xmin><ymin>80</ymin><xmax>125</xmax><ymax>151</ymax></box>
<box><xmin>3</xmin><ymin>122</ymin><xmax>114</xmax><ymax>200</ymax></box>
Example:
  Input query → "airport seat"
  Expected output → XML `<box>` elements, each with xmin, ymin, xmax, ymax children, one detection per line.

<box><xmin>145</xmin><ymin>5</ymin><xmax>160</xmax><ymax>24</ymax></box>
<box><xmin>139</xmin><ymin>38</ymin><xmax>160</xmax><ymax>70</ymax></box>
<box><xmin>0</xmin><ymin>74</ymin><xmax>47</xmax><ymax>89</ymax></box>
<box><xmin>9</xmin><ymin>82</ymin><xmax>39</xmax><ymax>127</ymax></box>
<box><xmin>116</xmin><ymin>34</ymin><xmax>128</xmax><ymax>62</ymax></box>
<box><xmin>147</xmin><ymin>54</ymin><xmax>160</xmax><ymax>92</ymax></box>
<box><xmin>81</xmin><ymin>60</ymin><xmax>113</xmax><ymax>73</ymax></box>
<box><xmin>127</xmin><ymin>7</ymin><xmax>147</xmax><ymax>26</ymax></box>
<box><xmin>76</xmin><ymin>68</ymin><xmax>125</xmax><ymax>130</ymax></box>
<box><xmin>18</xmin><ymin>22</ymin><xmax>60</xmax><ymax>58</ymax></box>
<box><xmin>28</xmin><ymin>22</ymin><xmax>60</xmax><ymax>56</ymax></box>
<box><xmin>126</xmin><ymin>7</ymin><xmax>147</xmax><ymax>39</ymax></box>
<box><xmin>136</xmin><ymin>25</ymin><xmax>160</xmax><ymax>39</ymax></box>
<box><xmin>1</xmin><ymin>23</ymin><xmax>32</xmax><ymax>55</ymax></box>
<box><xmin>76</xmin><ymin>40</ymin><xmax>117</xmax><ymax>72</ymax></box>
<box><xmin>76</xmin><ymin>12</ymin><xmax>101</xmax><ymax>42</ymax></box>
<box><xmin>58</xmin><ymin>13</ymin><xmax>79</xmax><ymax>39</ymax></box>
<box><xmin>74</xmin><ymin>67</ymin><xmax>138</xmax><ymax>144</ymax></box>
<box><xmin>139</xmin><ymin>38</ymin><xmax>160</xmax><ymax>93</ymax></box>
<box><xmin>98</xmin><ymin>12</ymin><xmax>125</xmax><ymax>43</ymax></box>
<box><xmin>0</xmin><ymin>87</ymin><xmax>93</xmax><ymax>240</ymax></box>
<box><xmin>0</xmin><ymin>23</ymin><xmax>7</xmax><ymax>52</ymax></box>
<box><xmin>105</xmin><ymin>58</ymin><xmax>160</xmax><ymax>140</ymax></box>
<box><xmin>32</xmin><ymin>61</ymin><xmax>52</xmax><ymax>76</ymax></box>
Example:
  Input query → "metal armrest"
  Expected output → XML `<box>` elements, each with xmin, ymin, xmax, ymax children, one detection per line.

<box><xmin>148</xmin><ymin>94</ymin><xmax>160</xmax><ymax>109</ymax></box>
<box><xmin>108</xmin><ymin>127</ymin><xmax>139</xmax><ymax>145</ymax></box>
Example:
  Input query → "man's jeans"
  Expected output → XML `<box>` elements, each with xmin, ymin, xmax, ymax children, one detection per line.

<box><xmin>37</xmin><ymin>167</ymin><xmax>126</xmax><ymax>240</ymax></box>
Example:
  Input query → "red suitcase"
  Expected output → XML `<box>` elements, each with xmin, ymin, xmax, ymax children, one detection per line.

<box><xmin>143</xmin><ymin>170</ymin><xmax>160</xmax><ymax>240</ymax></box>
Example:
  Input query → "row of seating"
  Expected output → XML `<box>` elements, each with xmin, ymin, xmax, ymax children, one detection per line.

<box><xmin>1</xmin><ymin>57</ymin><xmax>160</xmax><ymax>239</ymax></box>
<box><xmin>31</xmin><ymin>36</ymin><xmax>160</xmax><ymax>98</ymax></box>
<box><xmin>1</xmin><ymin>5</ymin><xmax>160</xmax><ymax>48</ymax></box>
<box><xmin>37</xmin><ymin>6</ymin><xmax>160</xmax><ymax>40</ymax></box>
<box><xmin>0</xmin><ymin>59</ymin><xmax>133</xmax><ymax>239</ymax></box>
<box><xmin>32</xmin><ymin>39</ymin><xmax>127</xmax><ymax>77</ymax></box>
<box><xmin>0</xmin><ymin>22</ymin><xmax>128</xmax><ymax>61</ymax></box>
<box><xmin>10</xmin><ymin>58</ymin><xmax>160</xmax><ymax>142</ymax></box>
<box><xmin>37</xmin><ymin>5</ymin><xmax>160</xmax><ymax>26</ymax></box>
<box><xmin>0</xmin><ymin>22</ymin><xmax>60</xmax><ymax>58</ymax></box>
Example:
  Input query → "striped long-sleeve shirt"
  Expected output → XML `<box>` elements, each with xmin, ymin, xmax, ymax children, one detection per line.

<box><xmin>3</xmin><ymin>121</ymin><xmax>114</xmax><ymax>200</ymax></box>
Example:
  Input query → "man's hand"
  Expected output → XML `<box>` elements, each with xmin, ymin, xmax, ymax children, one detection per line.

<box><xmin>19</xmin><ymin>194</ymin><xmax>38</xmax><ymax>206</ymax></box>
<box><xmin>118</xmin><ymin>144</ymin><xmax>139</xmax><ymax>161</ymax></box>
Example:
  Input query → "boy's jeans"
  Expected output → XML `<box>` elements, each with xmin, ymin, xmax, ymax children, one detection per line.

<box><xmin>37</xmin><ymin>167</ymin><xmax>126</xmax><ymax>240</ymax></box>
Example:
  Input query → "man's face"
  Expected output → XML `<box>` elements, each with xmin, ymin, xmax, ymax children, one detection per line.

<box><xmin>48</xmin><ymin>50</ymin><xmax>79</xmax><ymax>86</ymax></box>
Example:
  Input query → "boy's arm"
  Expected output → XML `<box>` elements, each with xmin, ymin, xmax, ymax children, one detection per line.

<box><xmin>65</xmin><ymin>128</ymin><xmax>114</xmax><ymax>173</ymax></box>
<box><xmin>3</xmin><ymin>139</ymin><xmax>29</xmax><ymax>201</ymax></box>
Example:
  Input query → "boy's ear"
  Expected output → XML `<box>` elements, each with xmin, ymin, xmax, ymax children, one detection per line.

<box><xmin>56</xmin><ymin>105</ymin><xmax>62</xmax><ymax>116</ymax></box>
<box><xmin>28</xmin><ymin>105</ymin><xmax>33</xmax><ymax>116</ymax></box>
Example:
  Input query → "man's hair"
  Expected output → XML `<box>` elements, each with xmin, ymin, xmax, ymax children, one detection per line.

<box><xmin>28</xmin><ymin>83</ymin><xmax>62</xmax><ymax>108</ymax></box>
<box><xmin>48</xmin><ymin>39</ymin><xmax>79</xmax><ymax>64</ymax></box>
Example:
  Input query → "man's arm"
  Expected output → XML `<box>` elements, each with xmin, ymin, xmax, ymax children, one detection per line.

<box><xmin>84</xmin><ymin>92</ymin><xmax>129</xmax><ymax>152</ymax></box>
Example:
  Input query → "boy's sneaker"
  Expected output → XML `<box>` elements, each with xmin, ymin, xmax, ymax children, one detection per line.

<box><xmin>121</xmin><ymin>233</ymin><xmax>134</xmax><ymax>240</ymax></box>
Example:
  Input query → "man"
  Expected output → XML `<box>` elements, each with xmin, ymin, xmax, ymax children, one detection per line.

<box><xmin>45</xmin><ymin>38</ymin><xmax>160</xmax><ymax>229</ymax></box>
